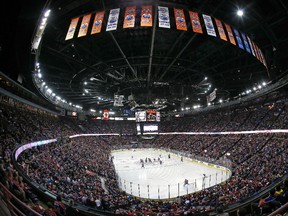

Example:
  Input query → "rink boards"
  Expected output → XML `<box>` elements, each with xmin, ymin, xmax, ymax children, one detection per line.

<box><xmin>111</xmin><ymin>148</ymin><xmax>231</xmax><ymax>199</ymax></box>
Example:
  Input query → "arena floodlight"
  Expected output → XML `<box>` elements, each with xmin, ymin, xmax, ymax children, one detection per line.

<box><xmin>44</xmin><ymin>9</ymin><xmax>51</xmax><ymax>18</ymax></box>
<box><xmin>237</xmin><ymin>9</ymin><xmax>244</xmax><ymax>17</ymax></box>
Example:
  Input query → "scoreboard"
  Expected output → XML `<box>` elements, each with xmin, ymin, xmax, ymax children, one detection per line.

<box><xmin>135</xmin><ymin>109</ymin><xmax>160</xmax><ymax>122</ymax></box>
<box><xmin>135</xmin><ymin>109</ymin><xmax>160</xmax><ymax>135</ymax></box>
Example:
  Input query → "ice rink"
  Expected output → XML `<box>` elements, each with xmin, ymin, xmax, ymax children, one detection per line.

<box><xmin>112</xmin><ymin>148</ymin><xmax>231</xmax><ymax>199</ymax></box>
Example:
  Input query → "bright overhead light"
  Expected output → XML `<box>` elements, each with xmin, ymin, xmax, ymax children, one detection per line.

<box><xmin>84</xmin><ymin>82</ymin><xmax>87</xmax><ymax>85</ymax></box>
<box><xmin>44</xmin><ymin>10</ymin><xmax>51</xmax><ymax>18</ymax></box>
<box><xmin>262</xmin><ymin>82</ymin><xmax>266</xmax><ymax>86</ymax></box>
<box><xmin>258</xmin><ymin>85</ymin><xmax>262</xmax><ymax>89</ymax></box>
<box><xmin>38</xmin><ymin>73</ymin><xmax>42</xmax><ymax>78</ymax></box>
<box><xmin>219</xmin><ymin>99</ymin><xmax>223</xmax><ymax>103</ymax></box>
<box><xmin>237</xmin><ymin>9</ymin><xmax>244</xmax><ymax>17</ymax></box>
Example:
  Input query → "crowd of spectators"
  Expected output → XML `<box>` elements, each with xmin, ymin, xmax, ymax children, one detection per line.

<box><xmin>0</xmin><ymin>93</ymin><xmax>288</xmax><ymax>215</ymax></box>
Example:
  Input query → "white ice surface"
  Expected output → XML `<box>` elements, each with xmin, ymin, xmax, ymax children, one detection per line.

<box><xmin>112</xmin><ymin>148</ymin><xmax>230</xmax><ymax>199</ymax></box>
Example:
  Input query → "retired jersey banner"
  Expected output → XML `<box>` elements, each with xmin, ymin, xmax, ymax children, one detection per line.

<box><xmin>224</xmin><ymin>23</ymin><xmax>236</xmax><ymax>45</ymax></box>
<box><xmin>91</xmin><ymin>11</ymin><xmax>104</xmax><ymax>34</ymax></box>
<box><xmin>65</xmin><ymin>17</ymin><xmax>79</xmax><ymax>40</ymax></box>
<box><xmin>189</xmin><ymin>11</ymin><xmax>203</xmax><ymax>34</ymax></box>
<box><xmin>158</xmin><ymin>6</ymin><xmax>170</xmax><ymax>28</ymax></box>
<box><xmin>78</xmin><ymin>14</ymin><xmax>91</xmax><ymax>38</ymax></box>
<box><xmin>240</xmin><ymin>32</ymin><xmax>251</xmax><ymax>53</ymax></box>
<box><xmin>247</xmin><ymin>36</ymin><xmax>256</xmax><ymax>57</ymax></box>
<box><xmin>106</xmin><ymin>8</ymin><xmax>120</xmax><ymax>31</ymax></box>
<box><xmin>202</xmin><ymin>14</ymin><xmax>216</xmax><ymax>37</ymax></box>
<box><xmin>214</xmin><ymin>18</ymin><xmax>227</xmax><ymax>41</ymax></box>
<box><xmin>123</xmin><ymin>6</ymin><xmax>136</xmax><ymax>28</ymax></box>
<box><xmin>233</xmin><ymin>28</ymin><xmax>244</xmax><ymax>50</ymax></box>
<box><xmin>174</xmin><ymin>8</ymin><xmax>187</xmax><ymax>31</ymax></box>
<box><xmin>141</xmin><ymin>6</ymin><xmax>153</xmax><ymax>27</ymax></box>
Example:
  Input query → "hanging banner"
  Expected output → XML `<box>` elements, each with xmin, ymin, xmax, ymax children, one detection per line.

<box><xmin>189</xmin><ymin>11</ymin><xmax>203</xmax><ymax>34</ymax></box>
<box><xmin>91</xmin><ymin>11</ymin><xmax>105</xmax><ymax>34</ymax></box>
<box><xmin>106</xmin><ymin>8</ymin><xmax>120</xmax><ymax>31</ymax></box>
<box><xmin>158</xmin><ymin>6</ymin><xmax>170</xmax><ymax>28</ymax></box>
<box><xmin>123</xmin><ymin>6</ymin><xmax>136</xmax><ymax>28</ymax></box>
<box><xmin>240</xmin><ymin>32</ymin><xmax>251</xmax><ymax>53</ymax></box>
<box><xmin>65</xmin><ymin>17</ymin><xmax>79</xmax><ymax>40</ymax></box>
<box><xmin>259</xmin><ymin>49</ymin><xmax>267</xmax><ymax>68</ymax></box>
<box><xmin>78</xmin><ymin>14</ymin><xmax>91</xmax><ymax>38</ymax></box>
<box><xmin>202</xmin><ymin>14</ymin><xmax>216</xmax><ymax>37</ymax></box>
<box><xmin>247</xmin><ymin>36</ymin><xmax>256</xmax><ymax>57</ymax></box>
<box><xmin>255</xmin><ymin>44</ymin><xmax>263</xmax><ymax>63</ymax></box>
<box><xmin>114</xmin><ymin>95</ymin><xmax>124</xmax><ymax>106</ymax></box>
<box><xmin>252</xmin><ymin>41</ymin><xmax>260</xmax><ymax>60</ymax></box>
<box><xmin>141</xmin><ymin>6</ymin><xmax>153</xmax><ymax>27</ymax></box>
<box><xmin>233</xmin><ymin>28</ymin><xmax>244</xmax><ymax>50</ymax></box>
<box><xmin>224</xmin><ymin>23</ymin><xmax>236</xmax><ymax>45</ymax></box>
<box><xmin>174</xmin><ymin>8</ymin><xmax>187</xmax><ymax>31</ymax></box>
<box><xmin>214</xmin><ymin>18</ymin><xmax>227</xmax><ymax>41</ymax></box>
<box><xmin>103</xmin><ymin>109</ymin><xmax>109</xmax><ymax>120</ymax></box>
<box><xmin>207</xmin><ymin>89</ymin><xmax>217</xmax><ymax>103</ymax></box>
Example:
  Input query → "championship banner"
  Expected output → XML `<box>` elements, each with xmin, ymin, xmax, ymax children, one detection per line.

<box><xmin>141</xmin><ymin>6</ymin><xmax>153</xmax><ymax>27</ymax></box>
<box><xmin>123</xmin><ymin>6</ymin><xmax>136</xmax><ymax>28</ymax></box>
<box><xmin>106</xmin><ymin>8</ymin><xmax>120</xmax><ymax>31</ymax></box>
<box><xmin>233</xmin><ymin>28</ymin><xmax>244</xmax><ymax>50</ymax></box>
<box><xmin>214</xmin><ymin>18</ymin><xmax>227</xmax><ymax>41</ymax></box>
<box><xmin>158</xmin><ymin>6</ymin><xmax>170</xmax><ymax>28</ymax></box>
<box><xmin>65</xmin><ymin>17</ymin><xmax>79</xmax><ymax>40</ymax></box>
<box><xmin>78</xmin><ymin>14</ymin><xmax>91</xmax><ymax>38</ymax></box>
<box><xmin>91</xmin><ymin>11</ymin><xmax>105</xmax><ymax>34</ymax></box>
<box><xmin>189</xmin><ymin>11</ymin><xmax>203</xmax><ymax>34</ymax></box>
<box><xmin>240</xmin><ymin>32</ymin><xmax>251</xmax><ymax>53</ymax></box>
<box><xmin>202</xmin><ymin>14</ymin><xmax>216</xmax><ymax>37</ymax></box>
<box><xmin>247</xmin><ymin>36</ymin><xmax>256</xmax><ymax>57</ymax></box>
<box><xmin>174</xmin><ymin>8</ymin><xmax>187</xmax><ymax>31</ymax></box>
<box><xmin>224</xmin><ymin>23</ymin><xmax>236</xmax><ymax>45</ymax></box>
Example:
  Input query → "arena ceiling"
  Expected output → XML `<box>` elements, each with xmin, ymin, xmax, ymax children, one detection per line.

<box><xmin>1</xmin><ymin>0</ymin><xmax>288</xmax><ymax>113</ymax></box>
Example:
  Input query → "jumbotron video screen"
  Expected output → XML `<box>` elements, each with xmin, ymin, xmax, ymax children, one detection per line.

<box><xmin>135</xmin><ymin>110</ymin><xmax>160</xmax><ymax>135</ymax></box>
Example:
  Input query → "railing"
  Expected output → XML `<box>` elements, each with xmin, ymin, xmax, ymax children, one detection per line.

<box><xmin>117</xmin><ymin>170</ymin><xmax>230</xmax><ymax>199</ymax></box>
<box><xmin>112</xmin><ymin>147</ymin><xmax>232</xmax><ymax>199</ymax></box>
<box><xmin>268</xmin><ymin>202</ymin><xmax>288</xmax><ymax>216</ymax></box>
<box><xmin>0</xmin><ymin>182</ymin><xmax>41</xmax><ymax>216</ymax></box>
